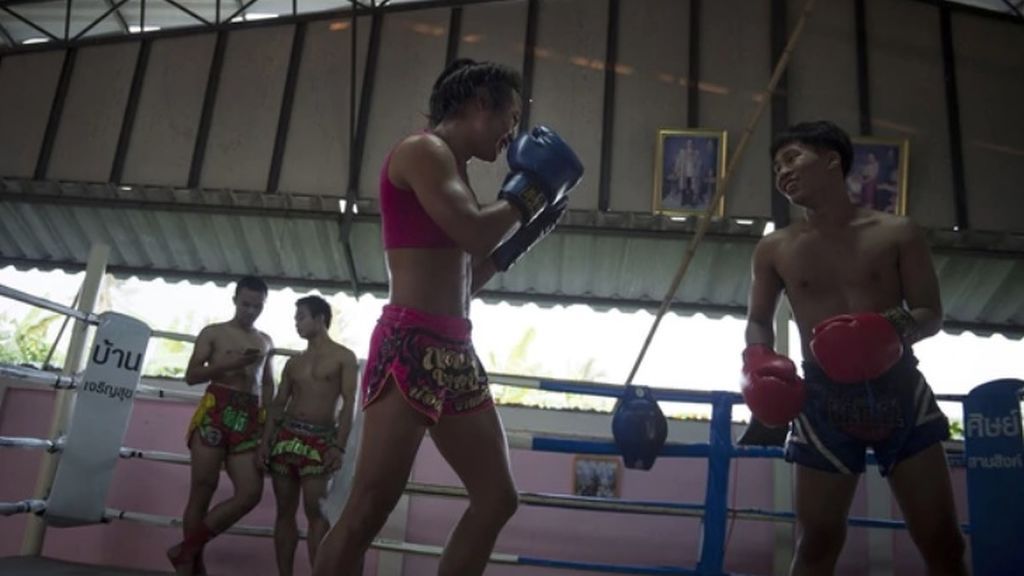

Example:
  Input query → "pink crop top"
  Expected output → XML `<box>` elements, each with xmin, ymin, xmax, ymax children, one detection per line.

<box><xmin>380</xmin><ymin>152</ymin><xmax>458</xmax><ymax>249</ymax></box>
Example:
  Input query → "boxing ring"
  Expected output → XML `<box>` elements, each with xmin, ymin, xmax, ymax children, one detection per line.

<box><xmin>1</xmin><ymin>281</ymin><xmax>1022</xmax><ymax>575</ymax></box>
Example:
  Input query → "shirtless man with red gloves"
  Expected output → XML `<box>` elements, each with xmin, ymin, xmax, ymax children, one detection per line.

<box><xmin>741</xmin><ymin>121</ymin><xmax>967</xmax><ymax>575</ymax></box>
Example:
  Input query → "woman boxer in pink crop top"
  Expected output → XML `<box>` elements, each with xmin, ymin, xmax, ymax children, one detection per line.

<box><xmin>314</xmin><ymin>59</ymin><xmax>524</xmax><ymax>576</ymax></box>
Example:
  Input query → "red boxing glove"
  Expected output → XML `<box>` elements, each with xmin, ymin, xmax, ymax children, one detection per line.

<box><xmin>810</xmin><ymin>313</ymin><xmax>904</xmax><ymax>383</ymax></box>
<box><xmin>741</xmin><ymin>344</ymin><xmax>806</xmax><ymax>427</ymax></box>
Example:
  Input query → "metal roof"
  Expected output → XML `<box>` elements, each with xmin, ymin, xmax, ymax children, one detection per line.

<box><xmin>0</xmin><ymin>0</ymin><xmax>1020</xmax><ymax>49</ymax></box>
<box><xmin>1</xmin><ymin>0</ymin><xmax>1021</xmax><ymax>337</ymax></box>
<box><xmin>3</xmin><ymin>178</ymin><xmax>1023</xmax><ymax>338</ymax></box>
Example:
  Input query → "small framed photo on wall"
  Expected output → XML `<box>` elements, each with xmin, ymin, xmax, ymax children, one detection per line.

<box><xmin>653</xmin><ymin>129</ymin><xmax>727</xmax><ymax>217</ymax></box>
<box><xmin>846</xmin><ymin>137</ymin><xmax>909</xmax><ymax>215</ymax></box>
<box><xmin>573</xmin><ymin>456</ymin><xmax>621</xmax><ymax>499</ymax></box>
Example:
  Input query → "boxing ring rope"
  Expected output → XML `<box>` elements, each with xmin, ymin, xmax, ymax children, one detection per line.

<box><xmin>0</xmin><ymin>355</ymin><xmax>979</xmax><ymax>415</ymax></box>
<box><xmin>0</xmin><ymin>284</ymin><xmax>95</xmax><ymax>324</ymax></box>
<box><xmin>0</xmin><ymin>437</ymin><xmax>58</xmax><ymax>451</ymax></box>
<box><xmin>0</xmin><ymin>375</ymin><xmax>976</xmax><ymax>524</ymax></box>
<box><xmin>0</xmin><ymin>281</ymin><xmax>300</xmax><ymax>356</ymax></box>
<box><xmin>2</xmin><ymin>283</ymin><xmax>1021</xmax><ymax>573</ymax></box>
<box><xmin>99</xmin><ymin>508</ymin><xmax>700</xmax><ymax>576</ymax></box>
<box><xmin>401</xmin><ymin>481</ymin><xmax>966</xmax><ymax>532</ymax></box>
<box><xmin>0</xmin><ymin>364</ymin><xmax>221</xmax><ymax>404</ymax></box>
<box><xmin>1</xmin><ymin>359</ymin><xmax>981</xmax><ymax>572</ymax></box>
<box><xmin>0</xmin><ymin>499</ymin><xmax>47</xmax><ymax>516</ymax></box>
<box><xmin>2</xmin><ymin>416</ymin><xmax>966</xmax><ymax>533</ymax></box>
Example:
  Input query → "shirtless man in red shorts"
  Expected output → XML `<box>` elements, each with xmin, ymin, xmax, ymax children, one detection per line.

<box><xmin>260</xmin><ymin>295</ymin><xmax>357</xmax><ymax>575</ymax></box>
<box><xmin>741</xmin><ymin>121</ymin><xmax>967</xmax><ymax>575</ymax></box>
<box><xmin>168</xmin><ymin>276</ymin><xmax>274</xmax><ymax>575</ymax></box>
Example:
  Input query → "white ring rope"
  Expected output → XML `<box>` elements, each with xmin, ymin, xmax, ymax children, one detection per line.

<box><xmin>101</xmin><ymin>508</ymin><xmax>521</xmax><ymax>563</ymax></box>
<box><xmin>0</xmin><ymin>284</ymin><xmax>95</xmax><ymax>324</ymax></box>
<box><xmin>404</xmin><ymin>482</ymin><xmax>705</xmax><ymax>519</ymax></box>
<box><xmin>0</xmin><ymin>499</ymin><xmax>47</xmax><ymax>516</ymax></box>
<box><xmin>0</xmin><ymin>288</ymin><xmax>677</xmax><ymax>407</ymax></box>
<box><xmin>116</xmin><ymin>447</ymin><xmax>190</xmax><ymax>465</ymax></box>
<box><xmin>0</xmin><ymin>436</ymin><xmax>196</xmax><ymax>467</ymax></box>
<box><xmin>0</xmin><ymin>363</ymin><xmax>676</xmax><ymax>416</ymax></box>
<box><xmin>0</xmin><ymin>365</ymin><xmax>76</xmax><ymax>389</ymax></box>
<box><xmin>0</xmin><ymin>434</ymin><xmax>798</xmax><ymax>527</ymax></box>
<box><xmin>151</xmin><ymin>329</ymin><xmax>196</xmax><ymax>344</ymax></box>
<box><xmin>0</xmin><ymin>436</ymin><xmax>57</xmax><ymax>451</ymax></box>
<box><xmin>504</xmin><ymin>428</ymin><xmax>618</xmax><ymax>443</ymax></box>
<box><xmin>0</xmin><ymin>365</ymin><xmax>235</xmax><ymax>405</ymax></box>
<box><xmin>0</xmin><ymin>282</ymin><xmax>301</xmax><ymax>357</ymax></box>
<box><xmin>135</xmin><ymin>383</ymin><xmax>204</xmax><ymax>402</ymax></box>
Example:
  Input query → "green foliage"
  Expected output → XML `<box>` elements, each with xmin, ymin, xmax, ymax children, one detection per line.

<box><xmin>142</xmin><ymin>317</ymin><xmax>192</xmax><ymax>378</ymax></box>
<box><xmin>948</xmin><ymin>419</ymin><xmax>964</xmax><ymax>441</ymax></box>
<box><xmin>484</xmin><ymin>328</ymin><xmax>712</xmax><ymax>420</ymax></box>
<box><xmin>0</xmin><ymin>310</ymin><xmax>65</xmax><ymax>368</ymax></box>
<box><xmin>487</xmin><ymin>328</ymin><xmax>614</xmax><ymax>412</ymax></box>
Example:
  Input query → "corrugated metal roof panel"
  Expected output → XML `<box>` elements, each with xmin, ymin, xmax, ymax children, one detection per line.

<box><xmin>487</xmin><ymin>231</ymin><xmax>756</xmax><ymax>310</ymax></box>
<box><xmin>2</xmin><ymin>181</ymin><xmax>1023</xmax><ymax>337</ymax></box>
<box><xmin>1</xmin><ymin>203</ymin><xmax>355</xmax><ymax>286</ymax></box>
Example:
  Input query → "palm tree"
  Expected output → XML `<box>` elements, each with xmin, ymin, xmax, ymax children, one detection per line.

<box><xmin>486</xmin><ymin>327</ymin><xmax>612</xmax><ymax>412</ymax></box>
<box><xmin>0</xmin><ymin>310</ymin><xmax>64</xmax><ymax>368</ymax></box>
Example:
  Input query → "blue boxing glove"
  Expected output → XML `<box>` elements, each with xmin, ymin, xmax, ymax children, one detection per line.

<box><xmin>492</xmin><ymin>197</ymin><xmax>568</xmax><ymax>272</ymax></box>
<box><xmin>499</xmin><ymin>125</ymin><xmax>584</xmax><ymax>224</ymax></box>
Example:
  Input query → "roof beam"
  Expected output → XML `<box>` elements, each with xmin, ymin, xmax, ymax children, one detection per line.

<box><xmin>596</xmin><ymin>0</ymin><xmax>618</xmax><ymax>212</ymax></box>
<box><xmin>187</xmin><ymin>30</ymin><xmax>226</xmax><ymax>188</ymax></box>
<box><xmin>939</xmin><ymin>0</ymin><xmax>970</xmax><ymax>230</ymax></box>
<box><xmin>0</xmin><ymin>190</ymin><xmax>344</xmax><ymax>221</ymax></box>
<box><xmin>518</xmin><ymin>0</ymin><xmax>537</xmax><ymax>128</ymax></box>
<box><xmin>73</xmin><ymin>0</ymin><xmax>132</xmax><ymax>41</ymax></box>
<box><xmin>110</xmin><ymin>38</ymin><xmax>151</xmax><ymax>183</ymax></box>
<box><xmin>444</xmin><ymin>5</ymin><xmax>460</xmax><ymax>65</ymax></box>
<box><xmin>769</xmin><ymin>0</ymin><xmax>791</xmax><ymax>230</ymax></box>
<box><xmin>267</xmin><ymin>22</ymin><xmax>305</xmax><ymax>193</ymax></box>
<box><xmin>225</xmin><ymin>0</ymin><xmax>260</xmax><ymax>23</ymax></box>
<box><xmin>163</xmin><ymin>0</ymin><xmax>212</xmax><ymax>26</ymax></box>
<box><xmin>0</xmin><ymin>188</ymin><xmax>766</xmax><ymax>242</ymax></box>
<box><xmin>0</xmin><ymin>4</ymin><xmax>58</xmax><ymax>42</ymax></box>
<box><xmin>0</xmin><ymin>256</ymin><xmax>368</xmax><ymax>294</ymax></box>
<box><xmin>0</xmin><ymin>20</ymin><xmax>15</xmax><ymax>46</ymax></box>
<box><xmin>1000</xmin><ymin>0</ymin><xmax>1023</xmax><ymax>18</ymax></box>
<box><xmin>686</xmin><ymin>0</ymin><xmax>700</xmax><ymax>127</ymax></box>
<box><xmin>104</xmin><ymin>0</ymin><xmax>129</xmax><ymax>34</ymax></box>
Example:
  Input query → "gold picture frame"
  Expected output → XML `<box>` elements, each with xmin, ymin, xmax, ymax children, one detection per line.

<box><xmin>573</xmin><ymin>455</ymin><xmax>621</xmax><ymax>498</ymax></box>
<box><xmin>846</xmin><ymin>137</ymin><xmax>910</xmax><ymax>216</ymax></box>
<box><xmin>653</xmin><ymin>128</ymin><xmax>727</xmax><ymax>217</ymax></box>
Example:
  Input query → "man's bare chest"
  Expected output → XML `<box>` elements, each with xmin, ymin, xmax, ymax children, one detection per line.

<box><xmin>777</xmin><ymin>234</ymin><xmax>899</xmax><ymax>295</ymax></box>
<box><xmin>293</xmin><ymin>353</ymin><xmax>340</xmax><ymax>384</ymax></box>
<box><xmin>211</xmin><ymin>330</ymin><xmax>265</xmax><ymax>358</ymax></box>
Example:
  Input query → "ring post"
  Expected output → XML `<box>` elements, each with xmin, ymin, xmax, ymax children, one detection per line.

<box><xmin>963</xmin><ymin>378</ymin><xmax>1024</xmax><ymax>576</ymax></box>
<box><xmin>21</xmin><ymin>243</ymin><xmax>109</xmax><ymax>554</ymax></box>
<box><xmin>698</xmin><ymin>393</ymin><xmax>734</xmax><ymax>575</ymax></box>
<box><xmin>46</xmin><ymin>312</ymin><xmax>151</xmax><ymax>526</ymax></box>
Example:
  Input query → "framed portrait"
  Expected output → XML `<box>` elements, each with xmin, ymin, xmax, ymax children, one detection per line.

<box><xmin>573</xmin><ymin>456</ymin><xmax>621</xmax><ymax>498</ymax></box>
<box><xmin>653</xmin><ymin>129</ymin><xmax>727</xmax><ymax>217</ymax></box>
<box><xmin>845</xmin><ymin>137</ymin><xmax>909</xmax><ymax>215</ymax></box>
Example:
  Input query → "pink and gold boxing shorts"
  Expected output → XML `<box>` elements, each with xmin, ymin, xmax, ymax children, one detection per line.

<box><xmin>362</xmin><ymin>304</ymin><xmax>492</xmax><ymax>424</ymax></box>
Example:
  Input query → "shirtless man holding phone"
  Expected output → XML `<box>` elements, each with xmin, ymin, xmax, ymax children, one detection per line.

<box><xmin>168</xmin><ymin>276</ymin><xmax>275</xmax><ymax>575</ymax></box>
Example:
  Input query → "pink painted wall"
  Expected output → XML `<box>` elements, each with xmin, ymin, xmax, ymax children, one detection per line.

<box><xmin>402</xmin><ymin>437</ymin><xmax>883</xmax><ymax>576</ymax></box>
<box><xmin>0</xmin><ymin>385</ymin><xmax>971</xmax><ymax>575</ymax></box>
<box><xmin>891</xmin><ymin>466</ymin><xmax>972</xmax><ymax>574</ymax></box>
<box><xmin>0</xmin><ymin>387</ymin><xmax>379</xmax><ymax>576</ymax></box>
